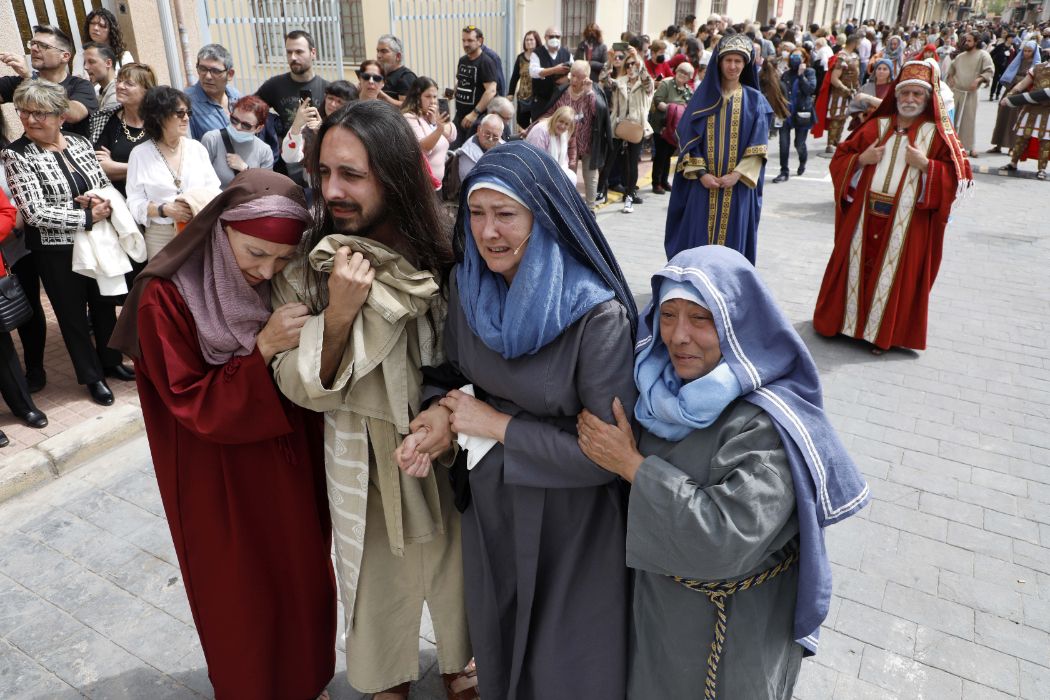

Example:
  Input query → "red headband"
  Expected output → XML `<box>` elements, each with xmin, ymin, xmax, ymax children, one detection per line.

<box><xmin>226</xmin><ymin>216</ymin><xmax>306</xmax><ymax>245</ymax></box>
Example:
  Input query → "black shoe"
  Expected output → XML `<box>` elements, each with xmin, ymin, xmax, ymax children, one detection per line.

<box><xmin>630</xmin><ymin>192</ymin><xmax>644</xmax><ymax>204</ymax></box>
<box><xmin>652</xmin><ymin>184</ymin><xmax>666</xmax><ymax>194</ymax></box>
<box><xmin>797</xmin><ymin>164</ymin><xmax>806</xmax><ymax>176</ymax></box>
<box><xmin>26</xmin><ymin>369</ymin><xmax>46</xmax><ymax>394</ymax></box>
<box><xmin>773</xmin><ymin>172</ymin><xmax>789</xmax><ymax>183</ymax></box>
<box><xmin>104</xmin><ymin>364</ymin><xmax>136</xmax><ymax>381</ymax></box>
<box><xmin>87</xmin><ymin>380</ymin><xmax>114</xmax><ymax>406</ymax></box>
<box><xmin>18</xmin><ymin>409</ymin><xmax>48</xmax><ymax>429</ymax></box>
<box><xmin>0</xmin><ymin>430</ymin><xmax>8</xmax><ymax>448</ymax></box>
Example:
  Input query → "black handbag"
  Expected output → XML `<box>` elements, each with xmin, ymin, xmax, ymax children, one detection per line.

<box><xmin>0</xmin><ymin>268</ymin><xmax>33</xmax><ymax>333</ymax></box>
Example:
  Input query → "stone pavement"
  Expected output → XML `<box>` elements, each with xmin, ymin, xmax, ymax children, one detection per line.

<box><xmin>0</xmin><ymin>298</ymin><xmax>139</xmax><ymax>454</ymax></box>
<box><xmin>1</xmin><ymin>95</ymin><xmax>1049</xmax><ymax>698</ymax></box>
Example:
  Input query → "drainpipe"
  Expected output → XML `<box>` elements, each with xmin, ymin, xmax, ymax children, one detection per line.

<box><xmin>172</xmin><ymin>0</ymin><xmax>195</xmax><ymax>87</ymax></box>
<box><xmin>156</xmin><ymin>0</ymin><xmax>185</xmax><ymax>88</ymax></box>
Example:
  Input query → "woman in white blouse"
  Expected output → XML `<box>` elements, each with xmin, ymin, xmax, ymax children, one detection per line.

<box><xmin>126</xmin><ymin>86</ymin><xmax>219</xmax><ymax>259</ymax></box>
<box><xmin>401</xmin><ymin>76</ymin><xmax>457</xmax><ymax>189</ymax></box>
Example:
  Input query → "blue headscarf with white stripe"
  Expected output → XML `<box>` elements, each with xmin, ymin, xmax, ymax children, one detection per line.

<box><xmin>1001</xmin><ymin>41</ymin><xmax>1041</xmax><ymax>86</ymax></box>
<box><xmin>455</xmin><ymin>141</ymin><xmax>637</xmax><ymax>358</ymax></box>
<box><xmin>635</xmin><ymin>245</ymin><xmax>870</xmax><ymax>656</ymax></box>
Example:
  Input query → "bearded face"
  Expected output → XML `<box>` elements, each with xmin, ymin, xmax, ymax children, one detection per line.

<box><xmin>896</xmin><ymin>85</ymin><xmax>930</xmax><ymax>118</ymax></box>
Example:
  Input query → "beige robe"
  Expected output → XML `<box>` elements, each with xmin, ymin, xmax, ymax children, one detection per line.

<box><xmin>271</xmin><ymin>235</ymin><xmax>469</xmax><ymax>691</ymax></box>
<box><xmin>947</xmin><ymin>49</ymin><xmax>994</xmax><ymax>151</ymax></box>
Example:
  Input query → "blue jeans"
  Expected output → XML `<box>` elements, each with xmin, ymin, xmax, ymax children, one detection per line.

<box><xmin>779</xmin><ymin>124</ymin><xmax>810</xmax><ymax>173</ymax></box>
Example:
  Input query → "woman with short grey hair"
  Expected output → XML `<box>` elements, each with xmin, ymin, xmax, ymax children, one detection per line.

<box><xmin>2</xmin><ymin>78</ymin><xmax>131</xmax><ymax>406</ymax></box>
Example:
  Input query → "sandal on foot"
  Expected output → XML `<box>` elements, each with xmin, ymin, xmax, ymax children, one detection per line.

<box><xmin>1038</xmin><ymin>171</ymin><xmax>1047</xmax><ymax>180</ymax></box>
<box><xmin>443</xmin><ymin>671</ymin><xmax>480</xmax><ymax>700</ymax></box>
<box><xmin>1000</xmin><ymin>163</ymin><xmax>1018</xmax><ymax>172</ymax></box>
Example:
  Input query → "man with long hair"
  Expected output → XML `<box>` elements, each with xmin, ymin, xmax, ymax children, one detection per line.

<box><xmin>269</xmin><ymin>100</ymin><xmax>474</xmax><ymax>700</ymax></box>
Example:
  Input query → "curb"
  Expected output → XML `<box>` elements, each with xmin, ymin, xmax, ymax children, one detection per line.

<box><xmin>970</xmin><ymin>163</ymin><xmax>1045</xmax><ymax>180</ymax></box>
<box><xmin>0</xmin><ymin>404</ymin><xmax>145</xmax><ymax>504</ymax></box>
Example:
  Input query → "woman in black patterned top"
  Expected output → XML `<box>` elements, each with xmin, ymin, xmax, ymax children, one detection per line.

<box><xmin>89</xmin><ymin>63</ymin><xmax>156</xmax><ymax>198</ymax></box>
<box><xmin>2</xmin><ymin>79</ymin><xmax>131</xmax><ymax>407</ymax></box>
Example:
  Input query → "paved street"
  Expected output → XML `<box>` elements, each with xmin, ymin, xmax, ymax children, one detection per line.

<box><xmin>1</xmin><ymin>96</ymin><xmax>1048</xmax><ymax>699</ymax></box>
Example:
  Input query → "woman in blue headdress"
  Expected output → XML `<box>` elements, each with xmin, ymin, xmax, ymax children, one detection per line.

<box><xmin>664</xmin><ymin>33</ymin><xmax>773</xmax><ymax>265</ymax></box>
<box><xmin>406</xmin><ymin>140</ymin><xmax>638</xmax><ymax>699</ymax></box>
<box><xmin>989</xmin><ymin>40</ymin><xmax>1040</xmax><ymax>154</ymax></box>
<box><xmin>577</xmin><ymin>246</ymin><xmax>870</xmax><ymax>698</ymax></box>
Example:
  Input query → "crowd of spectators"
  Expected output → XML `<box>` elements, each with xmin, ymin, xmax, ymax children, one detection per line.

<box><xmin>0</xmin><ymin>10</ymin><xmax>1046</xmax><ymax>447</ymax></box>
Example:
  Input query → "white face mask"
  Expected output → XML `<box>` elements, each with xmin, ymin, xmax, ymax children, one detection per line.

<box><xmin>547</xmin><ymin>38</ymin><xmax>561</xmax><ymax>50</ymax></box>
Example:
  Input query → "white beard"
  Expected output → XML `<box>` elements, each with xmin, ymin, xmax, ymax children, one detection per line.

<box><xmin>897</xmin><ymin>101</ymin><xmax>926</xmax><ymax>118</ymax></box>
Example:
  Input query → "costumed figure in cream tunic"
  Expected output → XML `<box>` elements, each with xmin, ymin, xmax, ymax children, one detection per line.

<box><xmin>1000</xmin><ymin>59</ymin><xmax>1050</xmax><ymax>178</ymax></box>
<box><xmin>664</xmin><ymin>34</ymin><xmax>772</xmax><ymax>265</ymax></box>
<box><xmin>814</xmin><ymin>61</ymin><xmax>973</xmax><ymax>353</ymax></box>
<box><xmin>269</xmin><ymin>101</ymin><xmax>473</xmax><ymax>699</ymax></box>
<box><xmin>577</xmin><ymin>246</ymin><xmax>869</xmax><ymax>699</ymax></box>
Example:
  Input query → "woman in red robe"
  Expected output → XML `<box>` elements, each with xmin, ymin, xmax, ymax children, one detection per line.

<box><xmin>813</xmin><ymin>60</ymin><xmax>972</xmax><ymax>352</ymax></box>
<box><xmin>111</xmin><ymin>171</ymin><xmax>336</xmax><ymax>699</ymax></box>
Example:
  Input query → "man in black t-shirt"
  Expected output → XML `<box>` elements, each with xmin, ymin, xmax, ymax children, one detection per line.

<box><xmin>454</xmin><ymin>26</ymin><xmax>499</xmax><ymax>147</ymax></box>
<box><xmin>0</xmin><ymin>24</ymin><xmax>97</xmax><ymax>138</ymax></box>
<box><xmin>376</xmin><ymin>34</ymin><xmax>417</xmax><ymax>107</ymax></box>
<box><xmin>255</xmin><ymin>30</ymin><xmax>329</xmax><ymax>138</ymax></box>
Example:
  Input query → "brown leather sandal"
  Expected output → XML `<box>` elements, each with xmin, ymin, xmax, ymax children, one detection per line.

<box><xmin>442</xmin><ymin>659</ymin><xmax>480</xmax><ymax>700</ymax></box>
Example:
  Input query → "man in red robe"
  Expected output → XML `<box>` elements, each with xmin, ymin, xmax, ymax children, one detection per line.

<box><xmin>813</xmin><ymin>60</ymin><xmax>973</xmax><ymax>352</ymax></box>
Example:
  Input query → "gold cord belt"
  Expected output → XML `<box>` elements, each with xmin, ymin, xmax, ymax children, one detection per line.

<box><xmin>671</xmin><ymin>549</ymin><xmax>800</xmax><ymax>699</ymax></box>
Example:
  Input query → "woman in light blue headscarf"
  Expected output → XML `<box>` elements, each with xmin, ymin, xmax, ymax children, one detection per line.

<box><xmin>989</xmin><ymin>41</ymin><xmax>1041</xmax><ymax>153</ymax></box>
<box><xmin>409</xmin><ymin>140</ymin><xmax>638</xmax><ymax>700</ymax></box>
<box><xmin>577</xmin><ymin>245</ymin><xmax>869</xmax><ymax>699</ymax></box>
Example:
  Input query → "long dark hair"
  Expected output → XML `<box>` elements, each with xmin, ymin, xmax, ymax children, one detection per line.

<box><xmin>304</xmin><ymin>100</ymin><xmax>453</xmax><ymax>312</ymax></box>
<box><xmin>84</xmin><ymin>8</ymin><xmax>126</xmax><ymax>59</ymax></box>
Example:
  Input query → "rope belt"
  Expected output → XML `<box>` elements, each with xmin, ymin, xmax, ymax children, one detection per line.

<box><xmin>670</xmin><ymin>549</ymin><xmax>800</xmax><ymax>700</ymax></box>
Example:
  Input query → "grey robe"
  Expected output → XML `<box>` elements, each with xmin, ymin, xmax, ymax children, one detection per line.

<box><xmin>443</xmin><ymin>280</ymin><xmax>637</xmax><ymax>700</ymax></box>
<box><xmin>627</xmin><ymin>400</ymin><xmax>802</xmax><ymax>699</ymax></box>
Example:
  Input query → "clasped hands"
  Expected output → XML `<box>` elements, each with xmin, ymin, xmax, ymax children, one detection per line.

<box><xmin>700</xmin><ymin>171</ymin><xmax>743</xmax><ymax>189</ymax></box>
<box><xmin>394</xmin><ymin>390</ymin><xmax>510</xmax><ymax>479</ymax></box>
<box><xmin>395</xmin><ymin>395</ymin><xmax>645</xmax><ymax>483</ymax></box>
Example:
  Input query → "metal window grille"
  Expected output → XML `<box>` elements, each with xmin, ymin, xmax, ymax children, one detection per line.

<box><xmin>249</xmin><ymin>0</ymin><xmax>288</xmax><ymax>64</ymax></box>
<box><xmin>201</xmin><ymin>0</ymin><xmax>345</xmax><ymax>91</ymax></box>
<box><xmin>561</xmin><ymin>0</ymin><xmax>596</xmax><ymax>51</ymax></box>
<box><xmin>627</xmin><ymin>0</ymin><xmax>645</xmax><ymax>35</ymax></box>
<box><xmin>13</xmin><ymin>0</ymin><xmax>103</xmax><ymax>57</ymax></box>
<box><xmin>794</xmin><ymin>0</ymin><xmax>804</xmax><ymax>25</ymax></box>
<box><xmin>710</xmin><ymin>0</ymin><xmax>728</xmax><ymax>16</ymax></box>
<box><xmin>389</xmin><ymin>0</ymin><xmax>513</xmax><ymax>93</ymax></box>
<box><xmin>340</xmin><ymin>0</ymin><xmax>367</xmax><ymax>65</ymax></box>
<box><xmin>674</xmin><ymin>0</ymin><xmax>696</xmax><ymax>25</ymax></box>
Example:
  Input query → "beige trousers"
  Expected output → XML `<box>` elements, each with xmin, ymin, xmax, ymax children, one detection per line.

<box><xmin>144</xmin><ymin>222</ymin><xmax>176</xmax><ymax>260</ymax></box>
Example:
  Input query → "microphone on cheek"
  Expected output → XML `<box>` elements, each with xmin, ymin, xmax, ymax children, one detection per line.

<box><xmin>512</xmin><ymin>232</ymin><xmax>532</xmax><ymax>256</ymax></box>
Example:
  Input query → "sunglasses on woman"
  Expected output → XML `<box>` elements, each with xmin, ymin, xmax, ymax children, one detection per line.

<box><xmin>360</xmin><ymin>73</ymin><xmax>384</xmax><ymax>83</ymax></box>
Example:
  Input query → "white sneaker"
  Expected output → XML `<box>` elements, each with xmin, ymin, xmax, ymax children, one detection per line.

<box><xmin>622</xmin><ymin>195</ymin><xmax>634</xmax><ymax>213</ymax></box>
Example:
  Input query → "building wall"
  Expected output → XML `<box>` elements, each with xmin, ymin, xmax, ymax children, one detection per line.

<box><xmin>0</xmin><ymin>1</ymin><xmax>21</xmax><ymax>138</ymax></box>
<box><xmin>113</xmin><ymin>1</ymin><xmax>175</xmax><ymax>87</ymax></box>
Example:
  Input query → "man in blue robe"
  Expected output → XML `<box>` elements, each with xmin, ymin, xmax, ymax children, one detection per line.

<box><xmin>664</xmin><ymin>34</ymin><xmax>772</xmax><ymax>265</ymax></box>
